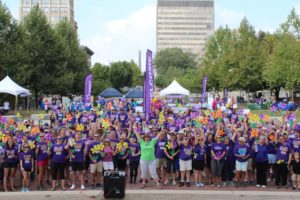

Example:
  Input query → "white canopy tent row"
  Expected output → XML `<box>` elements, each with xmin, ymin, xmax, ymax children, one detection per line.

<box><xmin>160</xmin><ymin>80</ymin><xmax>190</xmax><ymax>97</ymax></box>
<box><xmin>0</xmin><ymin>76</ymin><xmax>30</xmax><ymax>111</ymax></box>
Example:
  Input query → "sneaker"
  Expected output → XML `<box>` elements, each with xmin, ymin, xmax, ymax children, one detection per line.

<box><xmin>223</xmin><ymin>182</ymin><xmax>227</xmax><ymax>187</ymax></box>
<box><xmin>164</xmin><ymin>180</ymin><xmax>169</xmax><ymax>185</ymax></box>
<box><xmin>81</xmin><ymin>185</ymin><xmax>86</xmax><ymax>190</ymax></box>
<box><xmin>195</xmin><ymin>183</ymin><xmax>200</xmax><ymax>187</ymax></box>
<box><xmin>199</xmin><ymin>182</ymin><xmax>204</xmax><ymax>187</ymax></box>
<box><xmin>140</xmin><ymin>184</ymin><xmax>146</xmax><ymax>189</ymax></box>
<box><xmin>70</xmin><ymin>184</ymin><xmax>75</xmax><ymax>190</ymax></box>
<box><xmin>186</xmin><ymin>182</ymin><xmax>190</xmax><ymax>187</ymax></box>
<box><xmin>261</xmin><ymin>185</ymin><xmax>267</xmax><ymax>188</ymax></box>
<box><xmin>172</xmin><ymin>181</ymin><xmax>176</xmax><ymax>186</ymax></box>
<box><xmin>96</xmin><ymin>183</ymin><xmax>102</xmax><ymax>188</ymax></box>
<box><xmin>157</xmin><ymin>184</ymin><xmax>163</xmax><ymax>189</ymax></box>
<box><xmin>217</xmin><ymin>183</ymin><xmax>221</xmax><ymax>188</ymax></box>
<box><xmin>90</xmin><ymin>185</ymin><xmax>95</xmax><ymax>190</ymax></box>
<box><xmin>37</xmin><ymin>185</ymin><xmax>43</xmax><ymax>191</ymax></box>
<box><xmin>256</xmin><ymin>184</ymin><xmax>261</xmax><ymax>187</ymax></box>
<box><xmin>21</xmin><ymin>187</ymin><xmax>26</xmax><ymax>192</ymax></box>
<box><xmin>179</xmin><ymin>182</ymin><xmax>184</xmax><ymax>187</ymax></box>
<box><xmin>25</xmin><ymin>188</ymin><xmax>29</xmax><ymax>192</ymax></box>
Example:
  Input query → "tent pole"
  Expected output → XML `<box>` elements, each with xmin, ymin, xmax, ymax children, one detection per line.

<box><xmin>15</xmin><ymin>95</ymin><xmax>18</xmax><ymax>112</ymax></box>
<box><xmin>27</xmin><ymin>95</ymin><xmax>29</xmax><ymax>112</ymax></box>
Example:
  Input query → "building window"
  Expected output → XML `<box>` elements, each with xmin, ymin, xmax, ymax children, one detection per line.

<box><xmin>51</xmin><ymin>7</ymin><xmax>58</xmax><ymax>13</ymax></box>
<box><xmin>51</xmin><ymin>15</ymin><xmax>59</xmax><ymax>22</ymax></box>
<box><xmin>60</xmin><ymin>0</ymin><xmax>68</xmax><ymax>4</ymax></box>
<box><xmin>23</xmin><ymin>0</ymin><xmax>30</xmax><ymax>4</ymax></box>
<box><xmin>51</xmin><ymin>0</ymin><xmax>59</xmax><ymax>4</ymax></box>
<box><xmin>31</xmin><ymin>0</ymin><xmax>38</xmax><ymax>4</ymax></box>
<box><xmin>41</xmin><ymin>0</ymin><xmax>49</xmax><ymax>4</ymax></box>
<box><xmin>60</xmin><ymin>7</ymin><xmax>67</xmax><ymax>13</ymax></box>
<box><xmin>42</xmin><ymin>7</ymin><xmax>49</xmax><ymax>13</ymax></box>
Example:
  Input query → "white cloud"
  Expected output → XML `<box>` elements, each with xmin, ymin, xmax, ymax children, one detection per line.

<box><xmin>81</xmin><ymin>5</ymin><xmax>156</xmax><ymax>71</ymax></box>
<box><xmin>215</xmin><ymin>6</ymin><xmax>246</xmax><ymax>28</ymax></box>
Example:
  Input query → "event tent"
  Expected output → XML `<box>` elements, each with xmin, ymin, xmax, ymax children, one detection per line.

<box><xmin>160</xmin><ymin>80</ymin><xmax>190</xmax><ymax>97</ymax></box>
<box><xmin>125</xmin><ymin>88</ymin><xmax>143</xmax><ymax>98</ymax></box>
<box><xmin>0</xmin><ymin>76</ymin><xmax>30</xmax><ymax>110</ymax></box>
<box><xmin>100</xmin><ymin>88</ymin><xmax>122</xmax><ymax>98</ymax></box>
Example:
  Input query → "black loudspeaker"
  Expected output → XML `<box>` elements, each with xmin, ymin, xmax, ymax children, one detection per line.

<box><xmin>103</xmin><ymin>171</ymin><xmax>126</xmax><ymax>198</ymax></box>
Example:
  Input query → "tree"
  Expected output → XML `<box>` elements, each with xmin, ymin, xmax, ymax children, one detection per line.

<box><xmin>109</xmin><ymin>61</ymin><xmax>134</xmax><ymax>90</ymax></box>
<box><xmin>0</xmin><ymin>1</ymin><xmax>23</xmax><ymax>79</ymax></box>
<box><xmin>55</xmin><ymin>19</ymin><xmax>89</xmax><ymax>94</ymax></box>
<box><xmin>154</xmin><ymin>48</ymin><xmax>197</xmax><ymax>75</ymax></box>
<box><xmin>91</xmin><ymin>63</ymin><xmax>112</xmax><ymax>95</ymax></box>
<box><xmin>17</xmin><ymin>6</ymin><xmax>69</xmax><ymax>107</ymax></box>
<box><xmin>129</xmin><ymin>60</ymin><xmax>143</xmax><ymax>86</ymax></box>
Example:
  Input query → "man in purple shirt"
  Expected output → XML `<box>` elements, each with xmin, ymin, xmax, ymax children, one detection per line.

<box><xmin>234</xmin><ymin>137</ymin><xmax>250</xmax><ymax>187</ymax></box>
<box><xmin>155</xmin><ymin>132</ymin><xmax>167</xmax><ymax>183</ymax></box>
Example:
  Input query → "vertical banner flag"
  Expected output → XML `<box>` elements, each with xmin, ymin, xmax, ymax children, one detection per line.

<box><xmin>84</xmin><ymin>74</ymin><xmax>93</xmax><ymax>109</ymax></box>
<box><xmin>145</xmin><ymin>49</ymin><xmax>153</xmax><ymax>123</ymax></box>
<box><xmin>201</xmin><ymin>76</ymin><xmax>208</xmax><ymax>104</ymax></box>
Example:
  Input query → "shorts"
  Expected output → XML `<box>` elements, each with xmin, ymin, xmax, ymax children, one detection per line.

<box><xmin>90</xmin><ymin>161</ymin><xmax>103</xmax><ymax>173</ymax></box>
<box><xmin>140</xmin><ymin>159</ymin><xmax>158</xmax><ymax>179</ymax></box>
<box><xmin>71</xmin><ymin>162</ymin><xmax>84</xmax><ymax>171</ymax></box>
<box><xmin>206</xmin><ymin>155</ymin><xmax>211</xmax><ymax>169</ymax></box>
<box><xmin>3</xmin><ymin>162</ymin><xmax>17</xmax><ymax>169</ymax></box>
<box><xmin>37</xmin><ymin>160</ymin><xmax>48</xmax><ymax>167</ymax></box>
<box><xmin>247</xmin><ymin>158</ymin><xmax>253</xmax><ymax>170</ymax></box>
<box><xmin>236</xmin><ymin>161</ymin><xmax>248</xmax><ymax>172</ymax></box>
<box><xmin>156</xmin><ymin>158</ymin><xmax>167</xmax><ymax>168</ymax></box>
<box><xmin>179</xmin><ymin>159</ymin><xmax>192</xmax><ymax>171</ymax></box>
<box><xmin>267</xmin><ymin>154</ymin><xmax>276</xmax><ymax>164</ymax></box>
<box><xmin>23</xmin><ymin>168</ymin><xmax>32</xmax><ymax>172</ymax></box>
<box><xmin>292</xmin><ymin>174</ymin><xmax>300</xmax><ymax>182</ymax></box>
<box><xmin>103</xmin><ymin>161</ymin><xmax>114</xmax><ymax>171</ymax></box>
<box><xmin>193</xmin><ymin>159</ymin><xmax>205</xmax><ymax>171</ymax></box>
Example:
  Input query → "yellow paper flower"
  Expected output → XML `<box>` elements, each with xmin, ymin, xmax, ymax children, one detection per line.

<box><xmin>158</xmin><ymin>112</ymin><xmax>165</xmax><ymax>125</ymax></box>
<box><xmin>0</xmin><ymin>131</ymin><xmax>5</xmax><ymax>142</ymax></box>
<box><xmin>165</xmin><ymin>141</ymin><xmax>173</xmax><ymax>150</ymax></box>
<box><xmin>101</xmin><ymin>118</ymin><xmax>110</xmax><ymax>129</ymax></box>
<box><xmin>76</xmin><ymin>124</ymin><xmax>84</xmax><ymax>132</ymax></box>
<box><xmin>29</xmin><ymin>141</ymin><xmax>35</xmax><ymax>149</ymax></box>
<box><xmin>91</xmin><ymin>143</ymin><xmax>105</xmax><ymax>154</ymax></box>
<box><xmin>116</xmin><ymin>142</ymin><xmax>128</xmax><ymax>151</ymax></box>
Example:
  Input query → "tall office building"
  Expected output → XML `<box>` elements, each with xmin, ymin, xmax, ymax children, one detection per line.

<box><xmin>19</xmin><ymin>0</ymin><xmax>77</xmax><ymax>29</ymax></box>
<box><xmin>157</xmin><ymin>0</ymin><xmax>214</xmax><ymax>58</ymax></box>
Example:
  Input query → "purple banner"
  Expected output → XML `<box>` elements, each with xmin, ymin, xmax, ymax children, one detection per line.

<box><xmin>145</xmin><ymin>49</ymin><xmax>153</xmax><ymax>123</ymax></box>
<box><xmin>84</xmin><ymin>74</ymin><xmax>93</xmax><ymax>108</ymax></box>
<box><xmin>201</xmin><ymin>76</ymin><xmax>208</xmax><ymax>104</ymax></box>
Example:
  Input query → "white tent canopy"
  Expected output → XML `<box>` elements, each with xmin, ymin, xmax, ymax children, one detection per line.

<box><xmin>0</xmin><ymin>76</ymin><xmax>30</xmax><ymax>110</ymax></box>
<box><xmin>0</xmin><ymin>76</ymin><xmax>29</xmax><ymax>96</ymax></box>
<box><xmin>160</xmin><ymin>80</ymin><xmax>190</xmax><ymax>97</ymax></box>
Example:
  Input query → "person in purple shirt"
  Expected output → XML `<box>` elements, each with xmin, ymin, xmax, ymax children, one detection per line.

<box><xmin>118</xmin><ymin>111</ymin><xmax>129</xmax><ymax>128</ymax></box>
<box><xmin>205</xmin><ymin>132</ymin><xmax>213</xmax><ymax>185</ymax></box>
<box><xmin>193</xmin><ymin>134</ymin><xmax>206</xmax><ymax>187</ymax></box>
<box><xmin>3</xmin><ymin>137</ymin><xmax>18</xmax><ymax>192</ymax></box>
<box><xmin>69</xmin><ymin>132</ymin><xmax>87</xmax><ymax>190</ymax></box>
<box><xmin>234</xmin><ymin>137</ymin><xmax>250</xmax><ymax>188</ymax></box>
<box><xmin>222</xmin><ymin>136</ymin><xmax>235</xmax><ymax>186</ymax></box>
<box><xmin>19</xmin><ymin>144</ymin><xmax>34</xmax><ymax>192</ymax></box>
<box><xmin>88</xmin><ymin>133</ymin><xmax>103</xmax><ymax>189</ymax></box>
<box><xmin>164</xmin><ymin>132</ymin><xmax>179</xmax><ymax>186</ymax></box>
<box><xmin>211</xmin><ymin>135</ymin><xmax>226</xmax><ymax>187</ymax></box>
<box><xmin>289</xmin><ymin>130</ymin><xmax>300</xmax><ymax>153</ymax></box>
<box><xmin>178</xmin><ymin>136</ymin><xmax>193</xmax><ymax>187</ymax></box>
<box><xmin>35</xmin><ymin>133</ymin><xmax>49</xmax><ymax>191</ymax></box>
<box><xmin>275</xmin><ymin>134</ymin><xmax>292</xmax><ymax>188</ymax></box>
<box><xmin>254</xmin><ymin>135</ymin><xmax>269</xmax><ymax>187</ymax></box>
<box><xmin>128</xmin><ymin>137</ymin><xmax>141</xmax><ymax>184</ymax></box>
<box><xmin>50</xmin><ymin>136</ymin><xmax>69</xmax><ymax>191</ymax></box>
<box><xmin>155</xmin><ymin>132</ymin><xmax>167</xmax><ymax>183</ymax></box>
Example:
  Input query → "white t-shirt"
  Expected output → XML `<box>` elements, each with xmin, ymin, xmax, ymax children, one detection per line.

<box><xmin>4</xmin><ymin>101</ymin><xmax>9</xmax><ymax>110</ymax></box>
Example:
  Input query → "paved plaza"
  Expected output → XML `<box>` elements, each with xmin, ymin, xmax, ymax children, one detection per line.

<box><xmin>0</xmin><ymin>190</ymin><xmax>299</xmax><ymax>200</ymax></box>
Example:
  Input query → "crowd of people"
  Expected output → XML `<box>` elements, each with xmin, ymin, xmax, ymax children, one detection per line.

<box><xmin>0</xmin><ymin>97</ymin><xmax>300</xmax><ymax>192</ymax></box>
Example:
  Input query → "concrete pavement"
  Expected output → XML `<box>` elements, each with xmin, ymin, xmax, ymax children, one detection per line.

<box><xmin>0</xmin><ymin>190</ymin><xmax>299</xmax><ymax>200</ymax></box>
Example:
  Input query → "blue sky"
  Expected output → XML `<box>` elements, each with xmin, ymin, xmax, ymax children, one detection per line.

<box><xmin>2</xmin><ymin>0</ymin><xmax>300</xmax><ymax>69</ymax></box>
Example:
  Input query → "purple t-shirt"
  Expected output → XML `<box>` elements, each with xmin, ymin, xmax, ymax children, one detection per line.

<box><xmin>234</xmin><ymin>144</ymin><xmax>250</xmax><ymax>162</ymax></box>
<box><xmin>194</xmin><ymin>144</ymin><xmax>205</xmax><ymax>161</ymax></box>
<box><xmin>276</xmin><ymin>142</ymin><xmax>291</xmax><ymax>163</ymax></box>
<box><xmin>118</xmin><ymin>112</ymin><xmax>128</xmax><ymax>128</ymax></box>
<box><xmin>36</xmin><ymin>142</ymin><xmax>48</xmax><ymax>161</ymax></box>
<box><xmin>4</xmin><ymin>146</ymin><xmax>18</xmax><ymax>163</ymax></box>
<box><xmin>289</xmin><ymin>138</ymin><xmax>300</xmax><ymax>153</ymax></box>
<box><xmin>129</xmin><ymin>143</ymin><xmax>140</xmax><ymax>162</ymax></box>
<box><xmin>71</xmin><ymin>140</ymin><xmax>85</xmax><ymax>163</ymax></box>
<box><xmin>179</xmin><ymin>144</ymin><xmax>193</xmax><ymax>161</ymax></box>
<box><xmin>89</xmin><ymin>141</ymin><xmax>102</xmax><ymax>163</ymax></box>
<box><xmin>51</xmin><ymin>144</ymin><xmax>68</xmax><ymax>163</ymax></box>
<box><xmin>255</xmin><ymin>144</ymin><xmax>268</xmax><ymax>162</ymax></box>
<box><xmin>19</xmin><ymin>151</ymin><xmax>34</xmax><ymax>169</ymax></box>
<box><xmin>156</xmin><ymin>139</ymin><xmax>167</xmax><ymax>159</ymax></box>
<box><xmin>211</xmin><ymin>142</ymin><xmax>226</xmax><ymax>160</ymax></box>
<box><xmin>89</xmin><ymin>113</ymin><xmax>98</xmax><ymax>123</ymax></box>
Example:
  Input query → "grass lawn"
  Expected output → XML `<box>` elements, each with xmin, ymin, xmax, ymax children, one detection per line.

<box><xmin>248</xmin><ymin>110</ymin><xmax>300</xmax><ymax>119</ymax></box>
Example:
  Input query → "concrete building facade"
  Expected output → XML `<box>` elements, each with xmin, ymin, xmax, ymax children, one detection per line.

<box><xmin>156</xmin><ymin>0</ymin><xmax>214</xmax><ymax>58</ymax></box>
